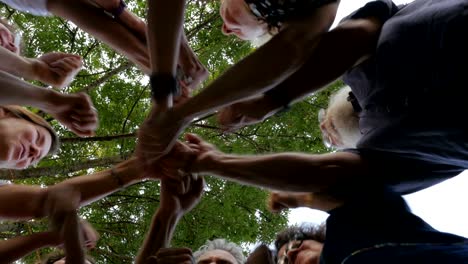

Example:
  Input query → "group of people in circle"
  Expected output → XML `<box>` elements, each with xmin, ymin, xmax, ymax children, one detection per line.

<box><xmin>0</xmin><ymin>0</ymin><xmax>467</xmax><ymax>263</ymax></box>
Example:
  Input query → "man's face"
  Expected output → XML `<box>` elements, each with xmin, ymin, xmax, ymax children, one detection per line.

<box><xmin>197</xmin><ymin>249</ymin><xmax>238</xmax><ymax>264</ymax></box>
<box><xmin>277</xmin><ymin>240</ymin><xmax>323</xmax><ymax>264</ymax></box>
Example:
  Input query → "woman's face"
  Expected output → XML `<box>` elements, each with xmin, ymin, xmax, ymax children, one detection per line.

<box><xmin>220</xmin><ymin>0</ymin><xmax>268</xmax><ymax>40</ymax></box>
<box><xmin>0</xmin><ymin>117</ymin><xmax>52</xmax><ymax>169</ymax></box>
<box><xmin>0</xmin><ymin>23</ymin><xmax>18</xmax><ymax>54</ymax></box>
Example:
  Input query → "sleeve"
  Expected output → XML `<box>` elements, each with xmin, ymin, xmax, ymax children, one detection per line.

<box><xmin>340</xmin><ymin>0</ymin><xmax>399</xmax><ymax>24</ymax></box>
<box><xmin>321</xmin><ymin>188</ymin><xmax>414</xmax><ymax>264</ymax></box>
<box><xmin>341</xmin><ymin>148</ymin><xmax>464</xmax><ymax>195</ymax></box>
<box><xmin>0</xmin><ymin>0</ymin><xmax>51</xmax><ymax>16</ymax></box>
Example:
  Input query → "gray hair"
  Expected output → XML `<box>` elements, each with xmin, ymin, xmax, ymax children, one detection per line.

<box><xmin>193</xmin><ymin>239</ymin><xmax>246</xmax><ymax>264</ymax></box>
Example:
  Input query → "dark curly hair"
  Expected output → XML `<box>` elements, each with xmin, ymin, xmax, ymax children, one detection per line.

<box><xmin>274</xmin><ymin>223</ymin><xmax>327</xmax><ymax>253</ymax></box>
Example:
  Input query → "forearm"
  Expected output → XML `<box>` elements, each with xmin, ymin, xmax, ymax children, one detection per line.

<box><xmin>135</xmin><ymin>207</ymin><xmax>182</xmax><ymax>264</ymax></box>
<box><xmin>264</xmin><ymin>19</ymin><xmax>381</xmax><ymax>106</ymax></box>
<box><xmin>62</xmin><ymin>212</ymin><xmax>85</xmax><ymax>264</ymax></box>
<box><xmin>0</xmin><ymin>232</ymin><xmax>59</xmax><ymax>264</ymax></box>
<box><xmin>53</xmin><ymin>158</ymin><xmax>144</xmax><ymax>207</ymax></box>
<box><xmin>175</xmin><ymin>3</ymin><xmax>338</xmax><ymax>120</ymax></box>
<box><xmin>195</xmin><ymin>152</ymin><xmax>367</xmax><ymax>192</ymax></box>
<box><xmin>0</xmin><ymin>71</ymin><xmax>56</xmax><ymax>109</ymax></box>
<box><xmin>0</xmin><ymin>46</ymin><xmax>37</xmax><ymax>80</ymax></box>
<box><xmin>147</xmin><ymin>0</ymin><xmax>185</xmax><ymax>75</ymax></box>
<box><xmin>47</xmin><ymin>0</ymin><xmax>150</xmax><ymax>73</ymax></box>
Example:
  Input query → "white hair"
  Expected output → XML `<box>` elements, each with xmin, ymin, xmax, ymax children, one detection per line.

<box><xmin>324</xmin><ymin>86</ymin><xmax>361</xmax><ymax>148</ymax></box>
<box><xmin>193</xmin><ymin>239</ymin><xmax>246</xmax><ymax>264</ymax></box>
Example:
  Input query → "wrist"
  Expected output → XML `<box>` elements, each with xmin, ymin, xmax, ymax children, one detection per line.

<box><xmin>114</xmin><ymin>158</ymin><xmax>144</xmax><ymax>183</ymax></box>
<box><xmin>23</xmin><ymin>58</ymin><xmax>39</xmax><ymax>81</ymax></box>
<box><xmin>192</xmin><ymin>152</ymin><xmax>223</xmax><ymax>174</ymax></box>
<box><xmin>36</xmin><ymin>88</ymin><xmax>60</xmax><ymax>112</ymax></box>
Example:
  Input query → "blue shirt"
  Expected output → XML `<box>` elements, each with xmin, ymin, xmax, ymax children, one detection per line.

<box><xmin>342</xmin><ymin>0</ymin><xmax>468</xmax><ymax>194</ymax></box>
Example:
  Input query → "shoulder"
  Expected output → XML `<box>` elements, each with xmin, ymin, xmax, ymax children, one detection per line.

<box><xmin>340</xmin><ymin>0</ymin><xmax>399</xmax><ymax>24</ymax></box>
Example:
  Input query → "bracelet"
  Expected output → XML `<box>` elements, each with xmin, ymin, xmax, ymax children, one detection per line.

<box><xmin>110</xmin><ymin>166</ymin><xmax>124</xmax><ymax>189</ymax></box>
<box><xmin>150</xmin><ymin>73</ymin><xmax>180</xmax><ymax>100</ymax></box>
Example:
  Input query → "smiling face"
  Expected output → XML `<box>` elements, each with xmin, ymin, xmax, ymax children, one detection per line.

<box><xmin>0</xmin><ymin>116</ymin><xmax>52</xmax><ymax>169</ymax></box>
<box><xmin>219</xmin><ymin>0</ymin><xmax>268</xmax><ymax>40</ymax></box>
<box><xmin>277</xmin><ymin>240</ymin><xmax>323</xmax><ymax>264</ymax></box>
<box><xmin>0</xmin><ymin>21</ymin><xmax>18</xmax><ymax>54</ymax></box>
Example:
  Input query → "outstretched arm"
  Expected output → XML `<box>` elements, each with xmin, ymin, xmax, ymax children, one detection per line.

<box><xmin>0</xmin><ymin>47</ymin><xmax>83</xmax><ymax>88</ymax></box>
<box><xmin>47</xmin><ymin>0</ymin><xmax>151</xmax><ymax>73</ymax></box>
<box><xmin>217</xmin><ymin>17</ymin><xmax>382</xmax><ymax>131</ymax></box>
<box><xmin>0</xmin><ymin>71</ymin><xmax>98</xmax><ymax>137</ymax></box>
<box><xmin>146</xmin><ymin>0</ymin><xmax>186</xmax><ymax>107</ymax></box>
<box><xmin>0</xmin><ymin>232</ymin><xmax>60</xmax><ymax>264</ymax></box>
<box><xmin>135</xmin><ymin>2</ymin><xmax>338</xmax><ymax>159</ymax></box>
<box><xmin>0</xmin><ymin>158</ymin><xmax>148</xmax><ymax>220</ymax></box>
<box><xmin>136</xmin><ymin>175</ymin><xmax>204</xmax><ymax>264</ymax></box>
<box><xmin>186</xmin><ymin>134</ymin><xmax>368</xmax><ymax>193</ymax></box>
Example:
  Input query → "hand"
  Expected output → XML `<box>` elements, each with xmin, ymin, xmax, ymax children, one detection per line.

<box><xmin>184</xmin><ymin>133</ymin><xmax>221</xmax><ymax>173</ymax></box>
<box><xmin>148</xmin><ymin>248</ymin><xmax>194</xmax><ymax>264</ymax></box>
<box><xmin>45</xmin><ymin>91</ymin><xmax>98</xmax><ymax>137</ymax></box>
<box><xmin>268</xmin><ymin>191</ymin><xmax>311</xmax><ymax>213</ymax></box>
<box><xmin>143</xmin><ymin>141</ymin><xmax>197</xmax><ymax>181</ymax></box>
<box><xmin>217</xmin><ymin>96</ymin><xmax>279</xmax><ymax>133</ymax></box>
<box><xmin>80</xmin><ymin>220</ymin><xmax>99</xmax><ymax>249</ymax></box>
<box><xmin>33</xmin><ymin>52</ymin><xmax>83</xmax><ymax>89</ymax></box>
<box><xmin>178</xmin><ymin>36</ymin><xmax>209</xmax><ymax>90</ymax></box>
<box><xmin>160</xmin><ymin>174</ymin><xmax>205</xmax><ymax>214</ymax></box>
<box><xmin>136</xmin><ymin>106</ymin><xmax>190</xmax><ymax>162</ymax></box>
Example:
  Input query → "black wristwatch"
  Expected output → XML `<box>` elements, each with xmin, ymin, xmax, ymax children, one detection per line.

<box><xmin>149</xmin><ymin>73</ymin><xmax>180</xmax><ymax>100</ymax></box>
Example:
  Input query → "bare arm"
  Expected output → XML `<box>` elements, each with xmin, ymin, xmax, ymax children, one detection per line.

<box><xmin>0</xmin><ymin>158</ymin><xmax>145</xmax><ymax>220</ymax></box>
<box><xmin>196</xmin><ymin>151</ymin><xmax>367</xmax><ymax>192</ymax></box>
<box><xmin>135</xmin><ymin>3</ymin><xmax>339</xmax><ymax>159</ymax></box>
<box><xmin>263</xmin><ymin>17</ymin><xmax>383</xmax><ymax>108</ymax></box>
<box><xmin>217</xmin><ymin>18</ymin><xmax>383</xmax><ymax>131</ymax></box>
<box><xmin>175</xmin><ymin>2</ymin><xmax>339</xmax><ymax>120</ymax></box>
<box><xmin>0</xmin><ymin>70</ymin><xmax>98</xmax><ymax>137</ymax></box>
<box><xmin>0</xmin><ymin>232</ymin><xmax>60</xmax><ymax>264</ymax></box>
<box><xmin>185</xmin><ymin>133</ymin><xmax>368</xmax><ymax>193</ymax></box>
<box><xmin>47</xmin><ymin>0</ymin><xmax>151</xmax><ymax>74</ymax></box>
<box><xmin>135</xmin><ymin>203</ymin><xmax>183</xmax><ymax>264</ymax></box>
<box><xmin>136</xmin><ymin>175</ymin><xmax>204</xmax><ymax>264</ymax></box>
<box><xmin>0</xmin><ymin>47</ymin><xmax>83</xmax><ymax>88</ymax></box>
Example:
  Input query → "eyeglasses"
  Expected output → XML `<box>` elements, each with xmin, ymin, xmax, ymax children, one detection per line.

<box><xmin>277</xmin><ymin>240</ymin><xmax>303</xmax><ymax>264</ymax></box>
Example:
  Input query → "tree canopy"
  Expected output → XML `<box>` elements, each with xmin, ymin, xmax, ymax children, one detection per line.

<box><xmin>0</xmin><ymin>1</ymin><xmax>340</xmax><ymax>263</ymax></box>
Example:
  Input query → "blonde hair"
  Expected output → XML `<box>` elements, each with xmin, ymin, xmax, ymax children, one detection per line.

<box><xmin>322</xmin><ymin>86</ymin><xmax>361</xmax><ymax>148</ymax></box>
<box><xmin>2</xmin><ymin>105</ymin><xmax>60</xmax><ymax>156</ymax></box>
